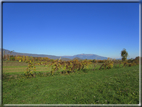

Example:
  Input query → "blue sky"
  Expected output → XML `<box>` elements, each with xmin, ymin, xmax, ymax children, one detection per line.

<box><xmin>3</xmin><ymin>3</ymin><xmax>139</xmax><ymax>58</ymax></box>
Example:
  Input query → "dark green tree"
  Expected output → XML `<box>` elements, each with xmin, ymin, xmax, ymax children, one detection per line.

<box><xmin>121</xmin><ymin>49</ymin><xmax>128</xmax><ymax>61</ymax></box>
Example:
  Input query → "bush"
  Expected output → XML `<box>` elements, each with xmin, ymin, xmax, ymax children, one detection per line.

<box><xmin>133</xmin><ymin>56</ymin><xmax>141</xmax><ymax>65</ymax></box>
<box><xmin>127</xmin><ymin>58</ymin><xmax>134</xmax><ymax>63</ymax></box>
<box><xmin>10</xmin><ymin>55</ymin><xmax>15</xmax><ymax>61</ymax></box>
<box><xmin>106</xmin><ymin>63</ymin><xmax>113</xmax><ymax>69</ymax></box>
<box><xmin>98</xmin><ymin>60</ymin><xmax>105</xmax><ymax>63</ymax></box>
<box><xmin>132</xmin><ymin>62</ymin><xmax>136</xmax><ymax>66</ymax></box>
<box><xmin>128</xmin><ymin>63</ymin><xmax>132</xmax><ymax>67</ymax></box>
<box><xmin>24</xmin><ymin>61</ymin><xmax>36</xmax><ymax>78</ymax></box>
<box><xmin>123</xmin><ymin>61</ymin><xmax>128</xmax><ymax>67</ymax></box>
<box><xmin>92</xmin><ymin>59</ymin><xmax>96</xmax><ymax>63</ymax></box>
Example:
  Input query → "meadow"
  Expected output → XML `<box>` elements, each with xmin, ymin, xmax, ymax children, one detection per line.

<box><xmin>2</xmin><ymin>60</ymin><xmax>139</xmax><ymax>104</ymax></box>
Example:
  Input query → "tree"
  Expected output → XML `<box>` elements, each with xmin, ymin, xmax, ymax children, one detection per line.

<box><xmin>26</xmin><ymin>56</ymin><xmax>29</xmax><ymax>62</ymax></box>
<box><xmin>15</xmin><ymin>55</ymin><xmax>19</xmax><ymax>61</ymax></box>
<box><xmin>30</xmin><ymin>56</ymin><xmax>33</xmax><ymax>61</ymax></box>
<box><xmin>10</xmin><ymin>55</ymin><xmax>15</xmax><ymax>61</ymax></box>
<box><xmin>121</xmin><ymin>49</ymin><xmax>128</xmax><ymax>61</ymax></box>
<box><xmin>6</xmin><ymin>54</ymin><xmax>10</xmax><ymax>61</ymax></box>
<box><xmin>9</xmin><ymin>50</ymin><xmax>14</xmax><ymax>61</ymax></box>
<box><xmin>22</xmin><ymin>56</ymin><xmax>26</xmax><ymax>62</ymax></box>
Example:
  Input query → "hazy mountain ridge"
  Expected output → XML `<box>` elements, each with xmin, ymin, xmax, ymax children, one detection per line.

<box><xmin>1</xmin><ymin>49</ymin><xmax>109</xmax><ymax>60</ymax></box>
<box><xmin>62</xmin><ymin>54</ymin><xmax>108</xmax><ymax>60</ymax></box>
<box><xmin>1</xmin><ymin>49</ymin><xmax>60</xmax><ymax>59</ymax></box>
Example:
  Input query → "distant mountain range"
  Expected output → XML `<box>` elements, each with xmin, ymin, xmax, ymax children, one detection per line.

<box><xmin>1</xmin><ymin>49</ymin><xmax>116</xmax><ymax>60</ymax></box>
<box><xmin>1</xmin><ymin>49</ymin><xmax>60</xmax><ymax>59</ymax></box>
<box><xmin>61</xmin><ymin>54</ymin><xmax>108</xmax><ymax>60</ymax></box>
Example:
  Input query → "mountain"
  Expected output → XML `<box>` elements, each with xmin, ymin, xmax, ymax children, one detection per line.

<box><xmin>62</xmin><ymin>54</ymin><xmax>108</xmax><ymax>60</ymax></box>
<box><xmin>60</xmin><ymin>58</ymin><xmax>71</xmax><ymax>61</ymax></box>
<box><xmin>1</xmin><ymin>49</ymin><xmax>108</xmax><ymax>60</ymax></box>
<box><xmin>73</xmin><ymin>57</ymin><xmax>82</xmax><ymax>61</ymax></box>
<box><xmin>2</xmin><ymin>49</ymin><xmax>60</xmax><ymax>59</ymax></box>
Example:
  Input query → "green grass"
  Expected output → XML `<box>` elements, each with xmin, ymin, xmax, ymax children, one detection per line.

<box><xmin>2</xmin><ymin>61</ymin><xmax>122</xmax><ymax>74</ymax></box>
<box><xmin>2</xmin><ymin>61</ymin><xmax>102</xmax><ymax>75</ymax></box>
<box><xmin>3</xmin><ymin>61</ymin><xmax>51</xmax><ymax>75</ymax></box>
<box><xmin>3</xmin><ymin>64</ymin><xmax>139</xmax><ymax>104</ymax></box>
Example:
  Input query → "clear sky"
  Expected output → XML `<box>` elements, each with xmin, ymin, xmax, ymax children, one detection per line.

<box><xmin>3</xmin><ymin>3</ymin><xmax>139</xmax><ymax>59</ymax></box>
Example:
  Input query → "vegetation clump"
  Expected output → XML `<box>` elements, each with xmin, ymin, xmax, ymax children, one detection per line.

<box><xmin>24</xmin><ymin>60</ymin><xmax>36</xmax><ymax>78</ymax></box>
<box><xmin>99</xmin><ymin>58</ymin><xmax>114</xmax><ymax>70</ymax></box>
<box><xmin>121</xmin><ymin>48</ymin><xmax>128</xmax><ymax>62</ymax></box>
<box><xmin>2</xmin><ymin>48</ymin><xmax>140</xmax><ymax>78</ymax></box>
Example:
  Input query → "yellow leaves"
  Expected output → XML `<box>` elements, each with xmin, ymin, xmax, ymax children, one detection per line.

<box><xmin>63</xmin><ymin>66</ymin><xmax>66</xmax><ymax>70</ymax></box>
<box><xmin>33</xmin><ymin>67</ymin><xmax>36</xmax><ymax>72</ymax></box>
<box><xmin>50</xmin><ymin>61</ymin><xmax>62</xmax><ymax>75</ymax></box>
<box><xmin>49</xmin><ymin>59</ymin><xmax>93</xmax><ymax>75</ymax></box>
<box><xmin>108</xmin><ymin>63</ymin><xmax>113</xmax><ymax>68</ymax></box>
<box><xmin>24</xmin><ymin>60</ymin><xmax>36</xmax><ymax>77</ymax></box>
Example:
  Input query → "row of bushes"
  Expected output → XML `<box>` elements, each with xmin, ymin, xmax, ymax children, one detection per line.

<box><xmin>24</xmin><ymin>57</ymin><xmax>140</xmax><ymax>77</ymax></box>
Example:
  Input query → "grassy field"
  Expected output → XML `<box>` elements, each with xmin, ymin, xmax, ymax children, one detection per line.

<box><xmin>3</xmin><ymin>61</ymin><xmax>103</xmax><ymax>75</ymax></box>
<box><xmin>3</xmin><ymin>61</ymin><xmax>139</xmax><ymax>104</ymax></box>
<box><xmin>3</xmin><ymin>61</ymin><xmax>51</xmax><ymax>75</ymax></box>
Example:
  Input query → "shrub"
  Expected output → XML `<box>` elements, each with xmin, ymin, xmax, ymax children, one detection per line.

<box><xmin>127</xmin><ymin>58</ymin><xmax>134</xmax><ymax>63</ymax></box>
<box><xmin>50</xmin><ymin>60</ymin><xmax>61</xmax><ymax>75</ymax></box>
<box><xmin>128</xmin><ymin>63</ymin><xmax>132</xmax><ymax>67</ymax></box>
<box><xmin>92</xmin><ymin>59</ymin><xmax>96</xmax><ymax>63</ymax></box>
<box><xmin>10</xmin><ymin>55</ymin><xmax>15</xmax><ymax>61</ymax></box>
<box><xmin>24</xmin><ymin>61</ymin><xmax>36</xmax><ymax>78</ymax></box>
<box><xmin>98</xmin><ymin>60</ymin><xmax>105</xmax><ymax>63</ymax></box>
<box><xmin>133</xmin><ymin>56</ymin><xmax>141</xmax><ymax>65</ymax></box>
<box><xmin>132</xmin><ymin>62</ymin><xmax>136</xmax><ymax>66</ymax></box>
<box><xmin>107</xmin><ymin>63</ymin><xmax>113</xmax><ymax>69</ymax></box>
<box><xmin>103</xmin><ymin>58</ymin><xmax>114</xmax><ymax>69</ymax></box>
<box><xmin>123</xmin><ymin>61</ymin><xmax>128</xmax><ymax>67</ymax></box>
